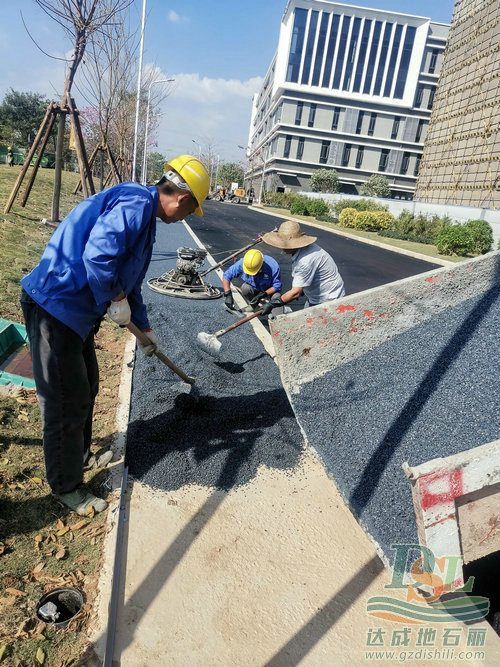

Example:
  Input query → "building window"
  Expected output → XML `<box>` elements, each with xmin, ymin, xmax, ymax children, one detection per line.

<box><xmin>333</xmin><ymin>15</ymin><xmax>351</xmax><ymax>89</ymax></box>
<box><xmin>322</xmin><ymin>14</ymin><xmax>340</xmax><ymax>87</ymax></box>
<box><xmin>320</xmin><ymin>140</ymin><xmax>330</xmax><ymax>164</ymax></box>
<box><xmin>383</xmin><ymin>24</ymin><xmax>403</xmax><ymax>97</ymax></box>
<box><xmin>394</xmin><ymin>26</ymin><xmax>416</xmax><ymax>99</ymax></box>
<box><xmin>379</xmin><ymin>148</ymin><xmax>389</xmax><ymax>172</ymax></box>
<box><xmin>429</xmin><ymin>49</ymin><xmax>438</xmax><ymax>74</ymax></box>
<box><xmin>284</xmin><ymin>135</ymin><xmax>292</xmax><ymax>159</ymax></box>
<box><xmin>332</xmin><ymin>106</ymin><xmax>341</xmax><ymax>130</ymax></box>
<box><xmin>368</xmin><ymin>112</ymin><xmax>377</xmax><ymax>136</ymax></box>
<box><xmin>427</xmin><ymin>87</ymin><xmax>436</xmax><ymax>110</ymax></box>
<box><xmin>353</xmin><ymin>19</ymin><xmax>372</xmax><ymax>92</ymax></box>
<box><xmin>414</xmin><ymin>155</ymin><xmax>421</xmax><ymax>176</ymax></box>
<box><xmin>312</xmin><ymin>12</ymin><xmax>330</xmax><ymax>86</ymax></box>
<box><xmin>301</xmin><ymin>10</ymin><xmax>319</xmax><ymax>84</ymax></box>
<box><xmin>342</xmin><ymin>17</ymin><xmax>362</xmax><ymax>91</ymax></box>
<box><xmin>363</xmin><ymin>20</ymin><xmax>382</xmax><ymax>94</ymax></box>
<box><xmin>297</xmin><ymin>137</ymin><xmax>305</xmax><ymax>160</ymax></box>
<box><xmin>400</xmin><ymin>152</ymin><xmax>410</xmax><ymax>174</ymax></box>
<box><xmin>415</xmin><ymin>86</ymin><xmax>423</xmax><ymax>108</ymax></box>
<box><xmin>355</xmin><ymin>146</ymin><xmax>364</xmax><ymax>169</ymax></box>
<box><xmin>391</xmin><ymin>116</ymin><xmax>400</xmax><ymax>140</ymax></box>
<box><xmin>308</xmin><ymin>103</ymin><xmax>317</xmax><ymax>127</ymax></box>
<box><xmin>415</xmin><ymin>119</ymin><xmax>425</xmax><ymax>142</ymax></box>
<box><xmin>373</xmin><ymin>22</ymin><xmax>394</xmax><ymax>96</ymax></box>
<box><xmin>341</xmin><ymin>143</ymin><xmax>351</xmax><ymax>167</ymax></box>
<box><xmin>356</xmin><ymin>110</ymin><xmax>364</xmax><ymax>134</ymax></box>
<box><xmin>286</xmin><ymin>8</ymin><xmax>308</xmax><ymax>83</ymax></box>
<box><xmin>295</xmin><ymin>101</ymin><xmax>303</xmax><ymax>125</ymax></box>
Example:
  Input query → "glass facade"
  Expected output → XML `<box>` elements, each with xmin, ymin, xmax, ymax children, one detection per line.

<box><xmin>301</xmin><ymin>10</ymin><xmax>319</xmax><ymax>84</ymax></box>
<box><xmin>320</xmin><ymin>140</ymin><xmax>330</xmax><ymax>163</ymax></box>
<box><xmin>296</xmin><ymin>137</ymin><xmax>304</xmax><ymax>159</ymax></box>
<box><xmin>285</xmin><ymin>7</ymin><xmax>417</xmax><ymax>100</ymax></box>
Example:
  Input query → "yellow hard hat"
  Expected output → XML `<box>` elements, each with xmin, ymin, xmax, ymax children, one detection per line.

<box><xmin>7</xmin><ymin>146</ymin><xmax>11</xmax><ymax>150</ymax></box>
<box><xmin>163</xmin><ymin>154</ymin><xmax>209</xmax><ymax>217</ymax></box>
<box><xmin>243</xmin><ymin>249</ymin><xmax>264</xmax><ymax>275</ymax></box>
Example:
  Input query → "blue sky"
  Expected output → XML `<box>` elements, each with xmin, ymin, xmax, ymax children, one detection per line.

<box><xmin>0</xmin><ymin>0</ymin><xmax>455</xmax><ymax>163</ymax></box>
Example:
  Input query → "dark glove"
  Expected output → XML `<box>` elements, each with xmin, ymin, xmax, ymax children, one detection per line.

<box><xmin>261</xmin><ymin>293</ymin><xmax>284</xmax><ymax>316</ymax></box>
<box><xmin>249</xmin><ymin>291</ymin><xmax>267</xmax><ymax>308</ymax></box>
<box><xmin>224</xmin><ymin>290</ymin><xmax>234</xmax><ymax>309</ymax></box>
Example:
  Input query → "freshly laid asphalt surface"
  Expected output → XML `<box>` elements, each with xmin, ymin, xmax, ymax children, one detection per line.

<box><xmin>125</xmin><ymin>202</ymin><xmax>495</xmax><ymax>562</ymax></box>
<box><xmin>125</xmin><ymin>219</ymin><xmax>305</xmax><ymax>491</ymax></box>
<box><xmin>291</xmin><ymin>283</ymin><xmax>500</xmax><ymax>555</ymax></box>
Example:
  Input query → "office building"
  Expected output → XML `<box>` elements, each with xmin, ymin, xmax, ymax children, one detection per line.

<box><xmin>246</xmin><ymin>0</ymin><xmax>449</xmax><ymax>198</ymax></box>
<box><xmin>414</xmin><ymin>0</ymin><xmax>500</xmax><ymax>209</ymax></box>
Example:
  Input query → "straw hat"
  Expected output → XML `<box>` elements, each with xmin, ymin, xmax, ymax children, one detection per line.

<box><xmin>262</xmin><ymin>220</ymin><xmax>317</xmax><ymax>249</ymax></box>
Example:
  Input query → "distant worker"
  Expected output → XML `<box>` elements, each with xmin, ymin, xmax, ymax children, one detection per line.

<box><xmin>7</xmin><ymin>146</ymin><xmax>14</xmax><ymax>167</ymax></box>
<box><xmin>219</xmin><ymin>186</ymin><xmax>226</xmax><ymax>201</ymax></box>
<box><xmin>261</xmin><ymin>220</ymin><xmax>344</xmax><ymax>316</ymax></box>
<box><xmin>20</xmin><ymin>155</ymin><xmax>209</xmax><ymax>516</ymax></box>
<box><xmin>222</xmin><ymin>248</ymin><xmax>282</xmax><ymax>313</ymax></box>
<box><xmin>248</xmin><ymin>186</ymin><xmax>255</xmax><ymax>205</ymax></box>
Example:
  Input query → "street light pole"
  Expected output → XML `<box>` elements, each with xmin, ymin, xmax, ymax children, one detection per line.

<box><xmin>141</xmin><ymin>78</ymin><xmax>174</xmax><ymax>185</ymax></box>
<box><xmin>258</xmin><ymin>142</ymin><xmax>269</xmax><ymax>204</ymax></box>
<box><xmin>191</xmin><ymin>139</ymin><xmax>201</xmax><ymax>159</ymax></box>
<box><xmin>131</xmin><ymin>0</ymin><xmax>147</xmax><ymax>182</ymax></box>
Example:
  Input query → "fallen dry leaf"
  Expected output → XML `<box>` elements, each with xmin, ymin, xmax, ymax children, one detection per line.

<box><xmin>34</xmin><ymin>535</ymin><xmax>43</xmax><ymax>543</ymax></box>
<box><xmin>55</xmin><ymin>518</ymin><xmax>65</xmax><ymax>531</ymax></box>
<box><xmin>30</xmin><ymin>477</ymin><xmax>43</xmax><ymax>485</ymax></box>
<box><xmin>5</xmin><ymin>588</ymin><xmax>26</xmax><ymax>597</ymax></box>
<box><xmin>55</xmin><ymin>547</ymin><xmax>66</xmax><ymax>560</ymax></box>
<box><xmin>32</xmin><ymin>562</ymin><xmax>45</xmax><ymax>575</ymax></box>
<box><xmin>56</xmin><ymin>526</ymin><xmax>69</xmax><ymax>537</ymax></box>
<box><xmin>36</xmin><ymin>647</ymin><xmax>45</xmax><ymax>664</ymax></box>
<box><xmin>69</xmin><ymin>519</ymin><xmax>89</xmax><ymax>531</ymax></box>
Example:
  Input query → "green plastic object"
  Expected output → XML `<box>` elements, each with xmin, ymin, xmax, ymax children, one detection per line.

<box><xmin>0</xmin><ymin>318</ymin><xmax>35</xmax><ymax>389</ymax></box>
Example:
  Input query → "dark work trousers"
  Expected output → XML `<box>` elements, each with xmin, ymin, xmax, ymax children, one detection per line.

<box><xmin>239</xmin><ymin>281</ymin><xmax>256</xmax><ymax>302</ymax></box>
<box><xmin>20</xmin><ymin>290</ymin><xmax>99</xmax><ymax>494</ymax></box>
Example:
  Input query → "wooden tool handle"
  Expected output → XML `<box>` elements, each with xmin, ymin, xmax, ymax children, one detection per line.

<box><xmin>217</xmin><ymin>309</ymin><xmax>263</xmax><ymax>338</ymax></box>
<box><xmin>126</xmin><ymin>322</ymin><xmax>195</xmax><ymax>385</ymax></box>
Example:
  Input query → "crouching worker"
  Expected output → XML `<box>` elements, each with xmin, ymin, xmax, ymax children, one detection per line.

<box><xmin>20</xmin><ymin>155</ymin><xmax>209</xmax><ymax>515</ymax></box>
<box><xmin>222</xmin><ymin>248</ymin><xmax>282</xmax><ymax>313</ymax></box>
<box><xmin>261</xmin><ymin>220</ymin><xmax>345</xmax><ymax>316</ymax></box>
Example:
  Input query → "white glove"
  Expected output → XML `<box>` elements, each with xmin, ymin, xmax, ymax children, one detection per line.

<box><xmin>137</xmin><ymin>329</ymin><xmax>159</xmax><ymax>357</ymax></box>
<box><xmin>107</xmin><ymin>297</ymin><xmax>131</xmax><ymax>325</ymax></box>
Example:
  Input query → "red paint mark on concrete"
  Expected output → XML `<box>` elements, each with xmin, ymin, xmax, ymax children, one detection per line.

<box><xmin>323</xmin><ymin>308</ymin><xmax>328</xmax><ymax>312</ymax></box>
<box><xmin>419</xmin><ymin>469</ymin><xmax>464</xmax><ymax>512</ymax></box>
<box><xmin>306</xmin><ymin>318</ymin><xmax>313</xmax><ymax>324</ymax></box>
<box><xmin>364</xmin><ymin>310</ymin><xmax>374</xmax><ymax>319</ymax></box>
<box><xmin>273</xmin><ymin>332</ymin><xmax>280</xmax><ymax>338</ymax></box>
<box><xmin>425</xmin><ymin>277</ymin><xmax>435</xmax><ymax>283</ymax></box>
<box><xmin>322</xmin><ymin>321</ymin><xmax>327</xmax><ymax>325</ymax></box>
<box><xmin>380</xmin><ymin>313</ymin><xmax>388</xmax><ymax>318</ymax></box>
<box><xmin>337</xmin><ymin>304</ymin><xmax>356</xmax><ymax>313</ymax></box>
<box><xmin>348</xmin><ymin>318</ymin><xmax>357</xmax><ymax>333</ymax></box>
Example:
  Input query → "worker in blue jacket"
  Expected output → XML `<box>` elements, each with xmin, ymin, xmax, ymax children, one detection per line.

<box><xmin>20</xmin><ymin>155</ymin><xmax>209</xmax><ymax>516</ymax></box>
<box><xmin>222</xmin><ymin>248</ymin><xmax>282</xmax><ymax>313</ymax></box>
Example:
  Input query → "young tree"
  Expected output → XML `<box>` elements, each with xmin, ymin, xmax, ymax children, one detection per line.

<box><xmin>147</xmin><ymin>151</ymin><xmax>166</xmax><ymax>183</ymax></box>
<box><xmin>360</xmin><ymin>174</ymin><xmax>391</xmax><ymax>198</ymax></box>
<box><xmin>310</xmin><ymin>168</ymin><xmax>339</xmax><ymax>193</ymax></box>
<box><xmin>0</xmin><ymin>90</ymin><xmax>50</xmax><ymax>149</ymax></box>
<box><xmin>218</xmin><ymin>162</ymin><xmax>245</xmax><ymax>188</ymax></box>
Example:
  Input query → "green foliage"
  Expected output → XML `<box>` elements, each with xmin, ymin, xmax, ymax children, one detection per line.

<box><xmin>339</xmin><ymin>207</ymin><xmax>358</xmax><ymax>228</ymax></box>
<box><xmin>263</xmin><ymin>191</ymin><xmax>301</xmax><ymax>208</ymax></box>
<box><xmin>307</xmin><ymin>199</ymin><xmax>329</xmax><ymax>217</ymax></box>
<box><xmin>378</xmin><ymin>229</ymin><xmax>436</xmax><ymax>245</ymax></box>
<box><xmin>464</xmin><ymin>219</ymin><xmax>493</xmax><ymax>254</ymax></box>
<box><xmin>0</xmin><ymin>89</ymin><xmax>49</xmax><ymax>149</ymax></box>
<box><xmin>359</xmin><ymin>174</ymin><xmax>391</xmax><ymax>197</ymax></box>
<box><xmin>434</xmin><ymin>225</ymin><xmax>474</xmax><ymax>256</ymax></box>
<box><xmin>392</xmin><ymin>210</ymin><xmax>450</xmax><ymax>241</ymax></box>
<box><xmin>290</xmin><ymin>199</ymin><xmax>310</xmax><ymax>215</ymax></box>
<box><xmin>333</xmin><ymin>198</ymin><xmax>388</xmax><ymax>215</ymax></box>
<box><xmin>218</xmin><ymin>162</ymin><xmax>244</xmax><ymax>188</ymax></box>
<box><xmin>147</xmin><ymin>151</ymin><xmax>166</xmax><ymax>183</ymax></box>
<box><xmin>315</xmin><ymin>214</ymin><xmax>337</xmax><ymax>222</ymax></box>
<box><xmin>309</xmin><ymin>168</ymin><xmax>339</xmax><ymax>193</ymax></box>
<box><xmin>354</xmin><ymin>211</ymin><xmax>394</xmax><ymax>231</ymax></box>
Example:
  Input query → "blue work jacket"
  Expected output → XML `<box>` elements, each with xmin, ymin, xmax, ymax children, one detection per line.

<box><xmin>21</xmin><ymin>182</ymin><xmax>158</xmax><ymax>339</ymax></box>
<box><xmin>222</xmin><ymin>256</ymin><xmax>282</xmax><ymax>292</ymax></box>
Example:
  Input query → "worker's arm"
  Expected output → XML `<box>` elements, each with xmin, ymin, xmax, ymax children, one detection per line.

<box><xmin>280</xmin><ymin>286</ymin><xmax>303</xmax><ymax>304</ymax></box>
<box><xmin>261</xmin><ymin>286</ymin><xmax>303</xmax><ymax>316</ymax></box>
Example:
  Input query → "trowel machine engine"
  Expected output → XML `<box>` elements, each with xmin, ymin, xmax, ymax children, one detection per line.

<box><xmin>147</xmin><ymin>247</ymin><xmax>221</xmax><ymax>299</ymax></box>
<box><xmin>146</xmin><ymin>232</ymin><xmax>273</xmax><ymax>300</ymax></box>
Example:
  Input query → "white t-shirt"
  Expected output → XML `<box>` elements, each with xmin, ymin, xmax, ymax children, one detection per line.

<box><xmin>292</xmin><ymin>243</ymin><xmax>345</xmax><ymax>305</ymax></box>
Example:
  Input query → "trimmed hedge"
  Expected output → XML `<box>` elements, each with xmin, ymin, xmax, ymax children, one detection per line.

<box><xmin>378</xmin><ymin>229</ymin><xmax>435</xmax><ymax>245</ymax></box>
<box><xmin>333</xmin><ymin>198</ymin><xmax>388</xmax><ymax>215</ymax></box>
<box><xmin>464</xmin><ymin>219</ymin><xmax>493</xmax><ymax>254</ymax></box>
<box><xmin>354</xmin><ymin>211</ymin><xmax>394</xmax><ymax>231</ymax></box>
<box><xmin>435</xmin><ymin>225</ymin><xmax>475</xmax><ymax>256</ymax></box>
<box><xmin>339</xmin><ymin>207</ymin><xmax>358</xmax><ymax>228</ymax></box>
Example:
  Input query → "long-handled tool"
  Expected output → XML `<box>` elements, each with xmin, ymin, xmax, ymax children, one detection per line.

<box><xmin>196</xmin><ymin>310</ymin><xmax>263</xmax><ymax>358</ymax></box>
<box><xmin>126</xmin><ymin>321</ymin><xmax>196</xmax><ymax>385</ymax></box>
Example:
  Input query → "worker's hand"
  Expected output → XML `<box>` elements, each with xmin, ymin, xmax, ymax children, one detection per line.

<box><xmin>261</xmin><ymin>294</ymin><xmax>284</xmax><ymax>317</ymax></box>
<box><xmin>107</xmin><ymin>296</ymin><xmax>131</xmax><ymax>325</ymax></box>
<box><xmin>137</xmin><ymin>329</ymin><xmax>159</xmax><ymax>357</ymax></box>
<box><xmin>224</xmin><ymin>290</ymin><xmax>234</xmax><ymax>309</ymax></box>
<box><xmin>249</xmin><ymin>291</ymin><xmax>267</xmax><ymax>308</ymax></box>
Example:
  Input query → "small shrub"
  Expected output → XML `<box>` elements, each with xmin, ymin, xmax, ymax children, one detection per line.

<box><xmin>393</xmin><ymin>211</ymin><xmax>450</xmax><ymax>240</ymax></box>
<box><xmin>310</xmin><ymin>168</ymin><xmax>339</xmax><ymax>193</ymax></box>
<box><xmin>315</xmin><ymin>214</ymin><xmax>337</xmax><ymax>223</ymax></box>
<box><xmin>354</xmin><ymin>211</ymin><xmax>394</xmax><ymax>231</ymax></box>
<box><xmin>290</xmin><ymin>199</ymin><xmax>309</xmax><ymax>216</ymax></box>
<box><xmin>359</xmin><ymin>174</ymin><xmax>391</xmax><ymax>197</ymax></box>
<box><xmin>378</xmin><ymin>229</ymin><xmax>435</xmax><ymax>245</ymax></box>
<box><xmin>306</xmin><ymin>199</ymin><xmax>329</xmax><ymax>217</ymax></box>
<box><xmin>465</xmin><ymin>219</ymin><xmax>493</xmax><ymax>254</ymax></box>
<box><xmin>339</xmin><ymin>207</ymin><xmax>358</xmax><ymax>228</ymax></box>
<box><xmin>435</xmin><ymin>225</ymin><xmax>474</xmax><ymax>256</ymax></box>
<box><xmin>333</xmin><ymin>198</ymin><xmax>388</xmax><ymax>215</ymax></box>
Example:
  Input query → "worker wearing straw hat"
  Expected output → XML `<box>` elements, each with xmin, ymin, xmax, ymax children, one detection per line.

<box><xmin>261</xmin><ymin>220</ymin><xmax>345</xmax><ymax>316</ymax></box>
